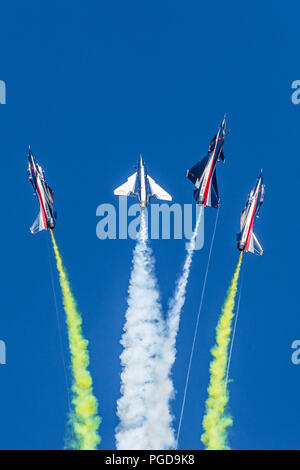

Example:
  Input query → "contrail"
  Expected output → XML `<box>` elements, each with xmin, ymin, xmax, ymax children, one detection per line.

<box><xmin>116</xmin><ymin>212</ymin><xmax>174</xmax><ymax>450</ymax></box>
<box><xmin>201</xmin><ymin>252</ymin><xmax>243</xmax><ymax>450</ymax></box>
<box><xmin>50</xmin><ymin>230</ymin><xmax>101</xmax><ymax>450</ymax></box>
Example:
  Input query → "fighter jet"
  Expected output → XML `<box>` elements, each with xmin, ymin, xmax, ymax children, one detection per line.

<box><xmin>27</xmin><ymin>148</ymin><xmax>57</xmax><ymax>233</ymax></box>
<box><xmin>187</xmin><ymin>116</ymin><xmax>228</xmax><ymax>207</ymax></box>
<box><xmin>237</xmin><ymin>171</ymin><xmax>265</xmax><ymax>255</ymax></box>
<box><xmin>114</xmin><ymin>154</ymin><xmax>172</xmax><ymax>209</ymax></box>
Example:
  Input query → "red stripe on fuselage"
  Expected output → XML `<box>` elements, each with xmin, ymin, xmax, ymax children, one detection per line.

<box><xmin>203</xmin><ymin>133</ymin><xmax>220</xmax><ymax>206</ymax></box>
<box><xmin>244</xmin><ymin>189</ymin><xmax>259</xmax><ymax>252</ymax></box>
<box><xmin>35</xmin><ymin>177</ymin><xmax>48</xmax><ymax>230</ymax></box>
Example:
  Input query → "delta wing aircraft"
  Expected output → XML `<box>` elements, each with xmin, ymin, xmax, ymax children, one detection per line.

<box><xmin>28</xmin><ymin>148</ymin><xmax>57</xmax><ymax>233</ymax></box>
<box><xmin>187</xmin><ymin>116</ymin><xmax>228</xmax><ymax>207</ymax></box>
<box><xmin>237</xmin><ymin>171</ymin><xmax>265</xmax><ymax>255</ymax></box>
<box><xmin>114</xmin><ymin>154</ymin><xmax>172</xmax><ymax>209</ymax></box>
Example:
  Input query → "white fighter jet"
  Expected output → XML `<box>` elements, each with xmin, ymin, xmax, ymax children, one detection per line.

<box><xmin>114</xmin><ymin>154</ymin><xmax>172</xmax><ymax>209</ymax></box>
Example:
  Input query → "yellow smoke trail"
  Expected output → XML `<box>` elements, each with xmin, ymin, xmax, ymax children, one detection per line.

<box><xmin>201</xmin><ymin>251</ymin><xmax>243</xmax><ymax>450</ymax></box>
<box><xmin>50</xmin><ymin>230</ymin><xmax>101</xmax><ymax>450</ymax></box>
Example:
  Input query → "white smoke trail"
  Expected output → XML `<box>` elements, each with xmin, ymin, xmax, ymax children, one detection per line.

<box><xmin>116</xmin><ymin>212</ymin><xmax>173</xmax><ymax>450</ymax></box>
<box><xmin>147</xmin><ymin>208</ymin><xmax>202</xmax><ymax>442</ymax></box>
<box><xmin>167</xmin><ymin>207</ymin><xmax>203</xmax><ymax>347</ymax></box>
<box><xmin>142</xmin><ymin>208</ymin><xmax>203</xmax><ymax>449</ymax></box>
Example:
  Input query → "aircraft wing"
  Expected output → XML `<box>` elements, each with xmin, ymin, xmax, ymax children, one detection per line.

<box><xmin>187</xmin><ymin>156</ymin><xmax>209</xmax><ymax>188</ymax></box>
<box><xmin>248</xmin><ymin>232</ymin><xmax>263</xmax><ymax>256</ymax></box>
<box><xmin>210</xmin><ymin>171</ymin><xmax>220</xmax><ymax>208</ymax></box>
<box><xmin>147</xmin><ymin>175</ymin><xmax>172</xmax><ymax>201</ymax></box>
<box><xmin>30</xmin><ymin>210</ymin><xmax>47</xmax><ymax>234</ymax></box>
<box><xmin>219</xmin><ymin>149</ymin><xmax>225</xmax><ymax>162</ymax></box>
<box><xmin>256</xmin><ymin>183</ymin><xmax>265</xmax><ymax>217</ymax></box>
<box><xmin>240</xmin><ymin>205</ymin><xmax>249</xmax><ymax>231</ymax></box>
<box><xmin>44</xmin><ymin>182</ymin><xmax>54</xmax><ymax>205</ymax></box>
<box><xmin>114</xmin><ymin>173</ymin><xmax>137</xmax><ymax>197</ymax></box>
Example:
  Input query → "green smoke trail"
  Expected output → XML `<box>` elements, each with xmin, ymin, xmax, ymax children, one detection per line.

<box><xmin>50</xmin><ymin>230</ymin><xmax>101</xmax><ymax>450</ymax></box>
<box><xmin>201</xmin><ymin>252</ymin><xmax>243</xmax><ymax>450</ymax></box>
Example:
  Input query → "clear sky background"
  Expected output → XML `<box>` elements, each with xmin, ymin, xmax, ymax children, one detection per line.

<box><xmin>0</xmin><ymin>0</ymin><xmax>299</xmax><ymax>450</ymax></box>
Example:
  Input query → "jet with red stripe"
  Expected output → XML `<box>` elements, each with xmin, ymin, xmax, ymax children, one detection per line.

<box><xmin>27</xmin><ymin>148</ymin><xmax>57</xmax><ymax>234</ymax></box>
<box><xmin>186</xmin><ymin>116</ymin><xmax>228</xmax><ymax>207</ymax></box>
<box><xmin>237</xmin><ymin>171</ymin><xmax>265</xmax><ymax>255</ymax></box>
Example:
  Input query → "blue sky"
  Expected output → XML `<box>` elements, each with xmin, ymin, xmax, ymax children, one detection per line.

<box><xmin>0</xmin><ymin>0</ymin><xmax>299</xmax><ymax>450</ymax></box>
